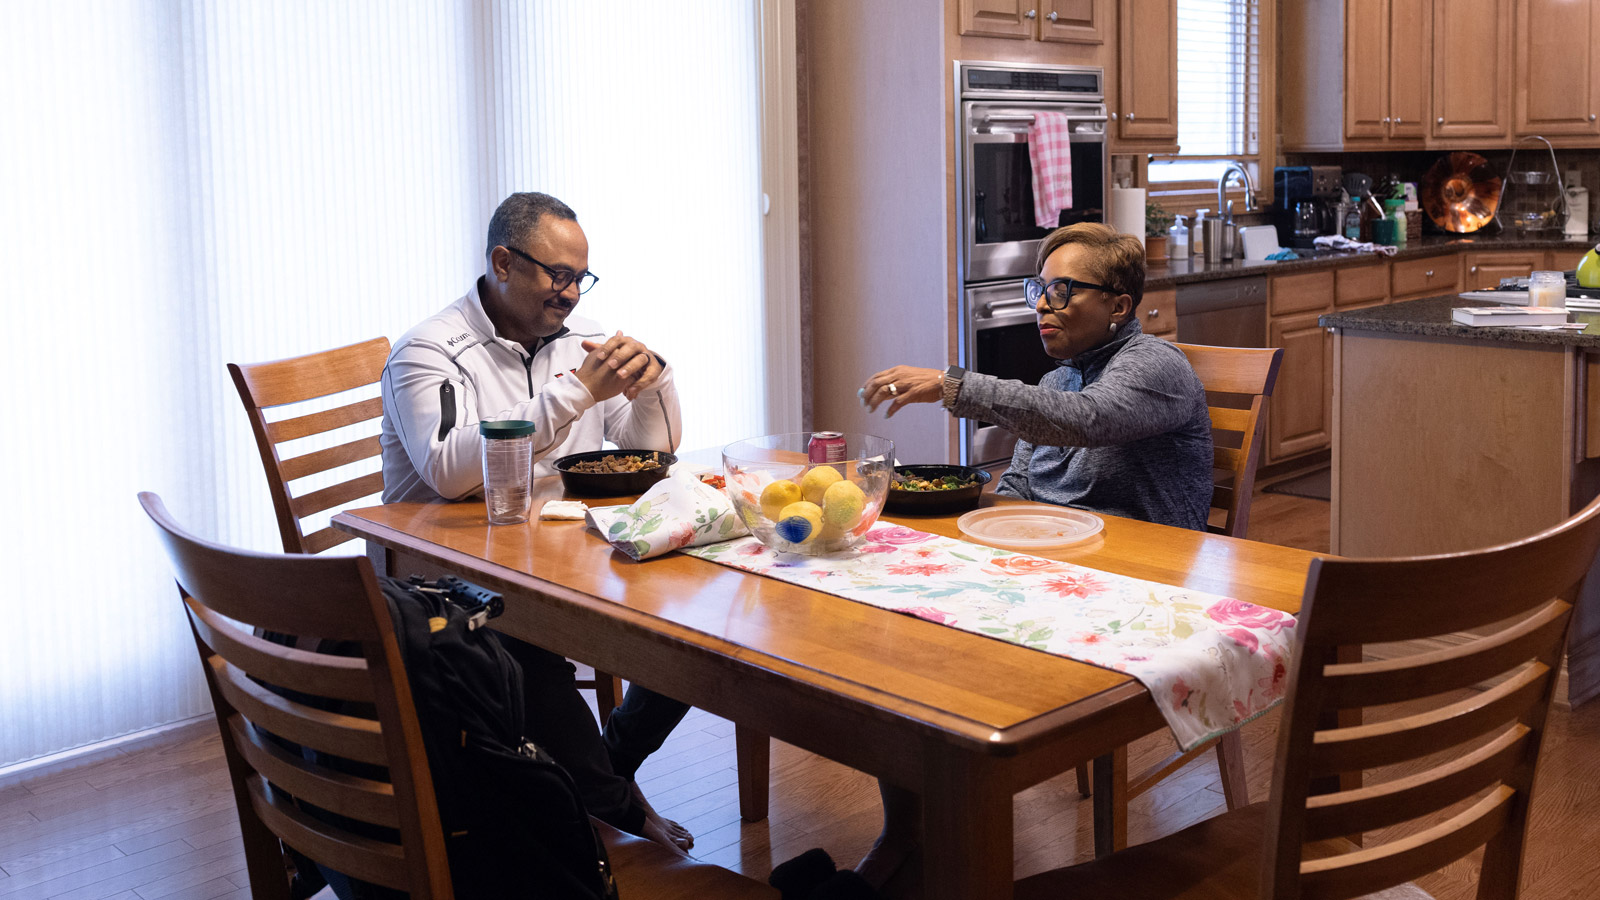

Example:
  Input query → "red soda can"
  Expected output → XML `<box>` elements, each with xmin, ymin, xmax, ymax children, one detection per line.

<box><xmin>808</xmin><ymin>431</ymin><xmax>847</xmax><ymax>464</ymax></box>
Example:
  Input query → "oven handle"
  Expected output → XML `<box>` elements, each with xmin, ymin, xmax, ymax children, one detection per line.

<box><xmin>974</xmin><ymin>304</ymin><xmax>1037</xmax><ymax>329</ymax></box>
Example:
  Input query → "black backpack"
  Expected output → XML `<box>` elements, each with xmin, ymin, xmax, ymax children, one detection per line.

<box><xmin>379</xmin><ymin>576</ymin><xmax>618</xmax><ymax>900</ymax></box>
<box><xmin>261</xmin><ymin>576</ymin><xmax>618</xmax><ymax>900</ymax></box>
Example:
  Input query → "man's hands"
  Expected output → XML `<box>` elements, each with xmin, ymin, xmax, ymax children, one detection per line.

<box><xmin>577</xmin><ymin>331</ymin><xmax>664</xmax><ymax>402</ymax></box>
<box><xmin>859</xmin><ymin>366</ymin><xmax>944</xmax><ymax>418</ymax></box>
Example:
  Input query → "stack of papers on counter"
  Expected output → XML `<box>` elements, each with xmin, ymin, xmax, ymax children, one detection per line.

<box><xmin>1451</xmin><ymin>306</ymin><xmax>1571</xmax><ymax>327</ymax></box>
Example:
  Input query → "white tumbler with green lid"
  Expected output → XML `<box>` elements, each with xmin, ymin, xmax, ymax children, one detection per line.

<box><xmin>480</xmin><ymin>420</ymin><xmax>536</xmax><ymax>525</ymax></box>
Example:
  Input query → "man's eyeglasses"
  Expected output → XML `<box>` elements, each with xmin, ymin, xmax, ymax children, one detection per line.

<box><xmin>1023</xmin><ymin>276</ymin><xmax>1115</xmax><ymax>311</ymax></box>
<box><xmin>506</xmin><ymin>246</ymin><xmax>599</xmax><ymax>294</ymax></box>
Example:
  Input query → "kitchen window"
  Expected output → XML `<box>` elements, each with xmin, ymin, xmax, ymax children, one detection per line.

<box><xmin>1147</xmin><ymin>0</ymin><xmax>1268</xmax><ymax>202</ymax></box>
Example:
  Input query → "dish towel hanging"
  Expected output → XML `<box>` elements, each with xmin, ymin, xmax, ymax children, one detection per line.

<box><xmin>1030</xmin><ymin>111</ymin><xmax>1075</xmax><ymax>229</ymax></box>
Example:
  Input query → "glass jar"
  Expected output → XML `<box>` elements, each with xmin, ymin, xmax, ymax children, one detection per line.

<box><xmin>1528</xmin><ymin>270</ymin><xmax>1567</xmax><ymax>308</ymax></box>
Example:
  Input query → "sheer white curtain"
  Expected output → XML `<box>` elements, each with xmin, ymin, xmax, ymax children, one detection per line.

<box><xmin>0</xmin><ymin>0</ymin><xmax>764</xmax><ymax>770</ymax></box>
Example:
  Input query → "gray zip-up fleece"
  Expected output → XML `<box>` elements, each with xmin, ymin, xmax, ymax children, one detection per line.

<box><xmin>953</xmin><ymin>319</ymin><xmax>1213</xmax><ymax>531</ymax></box>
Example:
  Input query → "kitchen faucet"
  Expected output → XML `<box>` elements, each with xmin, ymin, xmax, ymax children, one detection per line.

<box><xmin>1217</xmin><ymin>161</ymin><xmax>1257</xmax><ymax>221</ymax></box>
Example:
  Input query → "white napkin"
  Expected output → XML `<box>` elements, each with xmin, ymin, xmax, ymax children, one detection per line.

<box><xmin>585</xmin><ymin>471</ymin><xmax>749</xmax><ymax>560</ymax></box>
<box><xmin>539</xmin><ymin>500</ymin><xmax>589</xmax><ymax>520</ymax></box>
<box><xmin>1313</xmin><ymin>234</ymin><xmax>1398</xmax><ymax>257</ymax></box>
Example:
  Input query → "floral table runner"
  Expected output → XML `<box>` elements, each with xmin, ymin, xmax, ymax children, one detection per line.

<box><xmin>683</xmin><ymin>523</ymin><xmax>1296</xmax><ymax>751</ymax></box>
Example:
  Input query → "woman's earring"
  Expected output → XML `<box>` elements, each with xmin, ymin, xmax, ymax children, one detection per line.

<box><xmin>1108</xmin><ymin>321</ymin><xmax>1118</xmax><ymax>332</ymax></box>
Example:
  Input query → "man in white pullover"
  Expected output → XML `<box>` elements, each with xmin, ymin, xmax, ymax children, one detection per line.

<box><xmin>380</xmin><ymin>192</ymin><xmax>693</xmax><ymax>852</ymax></box>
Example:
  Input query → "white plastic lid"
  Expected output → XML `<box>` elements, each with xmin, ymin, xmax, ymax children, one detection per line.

<box><xmin>956</xmin><ymin>505</ymin><xmax>1103</xmax><ymax>550</ymax></box>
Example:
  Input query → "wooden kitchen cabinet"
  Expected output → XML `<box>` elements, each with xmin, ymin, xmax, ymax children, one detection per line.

<box><xmin>1113</xmin><ymin>0</ymin><xmax>1178</xmax><ymax>149</ymax></box>
<box><xmin>1551</xmin><ymin>248</ymin><xmax>1591</xmax><ymax>272</ymax></box>
<box><xmin>1432</xmin><ymin>0</ymin><xmax>1512</xmax><ymax>140</ymax></box>
<box><xmin>1285</xmin><ymin>0</ymin><xmax>1430</xmax><ymax>149</ymax></box>
<box><xmin>1462</xmin><ymin>250</ymin><xmax>1544</xmax><ymax>290</ymax></box>
<box><xmin>1267</xmin><ymin>311</ymin><xmax>1334</xmax><ymax>463</ymax></box>
<box><xmin>1390</xmin><ymin>254</ymin><xmax>1460</xmax><ymax>299</ymax></box>
<box><xmin>958</xmin><ymin>0</ymin><xmax>1106</xmax><ymax>44</ymax></box>
<box><xmin>1515</xmin><ymin>0</ymin><xmax>1600</xmax><ymax>137</ymax></box>
<box><xmin>1334</xmin><ymin>261</ymin><xmax>1388</xmax><ymax>307</ymax></box>
<box><xmin>1140</xmin><ymin>286</ymin><xmax>1177</xmax><ymax>338</ymax></box>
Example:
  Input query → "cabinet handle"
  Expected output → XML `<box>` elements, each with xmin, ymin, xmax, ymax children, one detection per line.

<box><xmin>1471</xmin><ymin>265</ymin><xmax>1479</xmax><ymax>274</ymax></box>
<box><xmin>1110</xmin><ymin>112</ymin><xmax>1118</xmax><ymax>121</ymax></box>
<box><xmin>1025</xmin><ymin>8</ymin><xmax>1036</xmax><ymax>18</ymax></box>
<box><xmin>1047</xmin><ymin>11</ymin><xmax>1058</xmax><ymax>21</ymax></box>
<box><xmin>1394</xmin><ymin>117</ymin><xmax>1402</xmax><ymax>125</ymax></box>
<box><xmin>1591</xmin><ymin>113</ymin><xmax>1597</xmax><ymax>121</ymax></box>
<box><xmin>1426</xmin><ymin>269</ymin><xmax>1435</xmax><ymax>277</ymax></box>
<box><xmin>1127</xmin><ymin>112</ymin><xmax>1136</xmax><ymax>121</ymax></box>
<box><xmin>1437</xmin><ymin>116</ymin><xmax>1445</xmax><ymax>124</ymax></box>
<box><xmin>1147</xmin><ymin>308</ymin><xmax>1160</xmax><ymax>318</ymax></box>
<box><xmin>1383</xmin><ymin>117</ymin><xmax>1391</xmax><ymax>123</ymax></box>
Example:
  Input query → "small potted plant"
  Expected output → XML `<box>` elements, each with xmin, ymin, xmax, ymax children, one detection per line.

<box><xmin>1145</xmin><ymin>201</ymin><xmax>1174</xmax><ymax>264</ymax></box>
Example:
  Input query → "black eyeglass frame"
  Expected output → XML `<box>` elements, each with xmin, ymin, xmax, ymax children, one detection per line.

<box><xmin>1023</xmin><ymin>276</ymin><xmax>1116</xmax><ymax>311</ymax></box>
<box><xmin>505</xmin><ymin>245</ymin><xmax>599</xmax><ymax>295</ymax></box>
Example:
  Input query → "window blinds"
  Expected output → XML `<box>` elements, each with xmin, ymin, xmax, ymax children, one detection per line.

<box><xmin>0</xmin><ymin>0</ymin><xmax>765</xmax><ymax>770</ymax></box>
<box><xmin>1150</xmin><ymin>0</ymin><xmax>1261</xmax><ymax>183</ymax></box>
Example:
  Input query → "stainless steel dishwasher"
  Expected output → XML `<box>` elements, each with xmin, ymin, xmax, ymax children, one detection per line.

<box><xmin>1175</xmin><ymin>276</ymin><xmax>1267</xmax><ymax>347</ymax></box>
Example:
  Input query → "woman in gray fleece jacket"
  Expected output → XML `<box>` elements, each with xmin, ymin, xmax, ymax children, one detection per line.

<box><xmin>861</xmin><ymin>221</ymin><xmax>1214</xmax><ymax>532</ymax></box>
<box><xmin>853</xmin><ymin>222</ymin><xmax>1215</xmax><ymax>888</ymax></box>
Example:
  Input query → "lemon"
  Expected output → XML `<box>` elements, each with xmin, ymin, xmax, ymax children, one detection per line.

<box><xmin>821</xmin><ymin>480</ymin><xmax>866</xmax><ymax>530</ymax></box>
<box><xmin>800</xmin><ymin>465</ymin><xmax>844</xmax><ymax>505</ymax></box>
<box><xmin>760</xmin><ymin>479</ymin><xmax>803</xmax><ymax>521</ymax></box>
<box><xmin>774</xmin><ymin>501</ymin><xmax>824</xmax><ymax>544</ymax></box>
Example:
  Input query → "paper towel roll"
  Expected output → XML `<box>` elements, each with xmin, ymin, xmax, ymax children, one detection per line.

<box><xmin>1109</xmin><ymin>188</ymin><xmax>1146</xmax><ymax>248</ymax></box>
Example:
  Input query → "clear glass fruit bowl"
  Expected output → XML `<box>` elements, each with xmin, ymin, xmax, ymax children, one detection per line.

<box><xmin>722</xmin><ymin>433</ymin><xmax>895</xmax><ymax>556</ymax></box>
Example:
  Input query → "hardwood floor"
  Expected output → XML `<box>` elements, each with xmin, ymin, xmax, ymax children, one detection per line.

<box><xmin>5</xmin><ymin>491</ymin><xmax>1598</xmax><ymax>899</ymax></box>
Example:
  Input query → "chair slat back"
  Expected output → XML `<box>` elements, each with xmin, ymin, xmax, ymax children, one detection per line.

<box><xmin>141</xmin><ymin>492</ymin><xmax>452</xmax><ymax>900</ymax></box>
<box><xmin>1175</xmin><ymin>344</ymin><xmax>1283</xmax><ymax>538</ymax></box>
<box><xmin>1261</xmin><ymin>492</ymin><xmax>1600</xmax><ymax>900</ymax></box>
<box><xmin>229</xmin><ymin>337</ymin><xmax>390</xmax><ymax>555</ymax></box>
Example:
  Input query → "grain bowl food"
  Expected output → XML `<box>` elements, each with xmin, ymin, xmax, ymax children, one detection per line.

<box><xmin>882</xmin><ymin>465</ymin><xmax>991</xmax><ymax>515</ymax></box>
<box><xmin>554</xmin><ymin>449</ymin><xmax>677</xmax><ymax>496</ymax></box>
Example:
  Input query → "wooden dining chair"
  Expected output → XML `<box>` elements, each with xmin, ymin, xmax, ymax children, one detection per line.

<box><xmin>1018</xmin><ymin>492</ymin><xmax>1600</xmax><ymax>900</ymax></box>
<box><xmin>142</xmin><ymin>490</ymin><xmax>453</xmax><ymax>900</ymax></box>
<box><xmin>229</xmin><ymin>339</ymin><xmax>624</xmax><ymax>720</ymax></box>
<box><xmin>141</xmin><ymin>492</ymin><xmax>778</xmax><ymax>900</ymax></box>
<box><xmin>1077</xmin><ymin>343</ymin><xmax>1284</xmax><ymax>855</ymax></box>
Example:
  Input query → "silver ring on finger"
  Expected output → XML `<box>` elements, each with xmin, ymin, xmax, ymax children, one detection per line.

<box><xmin>887</xmin><ymin>383</ymin><xmax>898</xmax><ymax>396</ymax></box>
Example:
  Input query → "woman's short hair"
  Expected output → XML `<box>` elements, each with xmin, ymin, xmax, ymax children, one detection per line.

<box><xmin>1034</xmin><ymin>222</ymin><xmax>1146</xmax><ymax>309</ymax></box>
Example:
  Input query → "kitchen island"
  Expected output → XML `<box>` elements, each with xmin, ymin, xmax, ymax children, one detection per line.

<box><xmin>1322</xmin><ymin>295</ymin><xmax>1600</xmax><ymax>705</ymax></box>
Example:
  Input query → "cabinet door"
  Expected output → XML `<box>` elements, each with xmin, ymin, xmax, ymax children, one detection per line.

<box><xmin>1344</xmin><ymin>0</ymin><xmax>1391</xmax><ymax>140</ymax></box>
<box><xmin>1550</xmin><ymin>248</ymin><xmax>1590</xmax><ymax>273</ymax></box>
<box><xmin>1140</xmin><ymin>287</ymin><xmax>1177</xmax><ymax>337</ymax></box>
<box><xmin>1432</xmin><ymin>0</ymin><xmax>1510</xmax><ymax>139</ymax></box>
<box><xmin>1041</xmin><ymin>0</ymin><xmax>1104</xmax><ymax>43</ymax></box>
<box><xmin>1463</xmin><ymin>251</ymin><xmax>1542</xmax><ymax>290</ymax></box>
<box><xmin>959</xmin><ymin>0</ymin><xmax>1034</xmax><ymax>39</ymax></box>
<box><xmin>1516</xmin><ymin>0</ymin><xmax>1600</xmax><ymax>136</ymax></box>
<box><xmin>1386</xmin><ymin>0</ymin><xmax>1430</xmax><ymax>140</ymax></box>
<box><xmin>1116</xmin><ymin>0</ymin><xmax>1179</xmax><ymax>146</ymax></box>
<box><xmin>1268</xmin><ymin>312</ymin><xmax>1334</xmax><ymax>462</ymax></box>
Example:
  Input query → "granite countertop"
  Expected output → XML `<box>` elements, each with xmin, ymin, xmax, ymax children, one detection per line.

<box><xmin>1319</xmin><ymin>295</ymin><xmax>1600</xmax><ymax>349</ymax></box>
<box><xmin>1145</xmin><ymin>233</ymin><xmax>1594</xmax><ymax>290</ymax></box>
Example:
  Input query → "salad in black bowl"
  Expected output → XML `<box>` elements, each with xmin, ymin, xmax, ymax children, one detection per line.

<box><xmin>883</xmin><ymin>464</ymin><xmax>992</xmax><ymax>515</ymax></box>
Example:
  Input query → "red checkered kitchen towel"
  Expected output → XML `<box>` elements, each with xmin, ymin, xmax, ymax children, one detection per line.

<box><xmin>1029</xmin><ymin>111</ymin><xmax>1074</xmax><ymax>229</ymax></box>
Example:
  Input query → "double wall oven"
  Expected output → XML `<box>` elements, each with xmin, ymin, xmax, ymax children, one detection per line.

<box><xmin>956</xmin><ymin>61</ymin><xmax>1107</xmax><ymax>466</ymax></box>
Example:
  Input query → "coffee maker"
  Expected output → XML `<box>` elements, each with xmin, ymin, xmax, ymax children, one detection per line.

<box><xmin>1272</xmin><ymin>165</ymin><xmax>1342</xmax><ymax>249</ymax></box>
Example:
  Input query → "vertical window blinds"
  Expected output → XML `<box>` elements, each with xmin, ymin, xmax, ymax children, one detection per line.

<box><xmin>1150</xmin><ymin>0</ymin><xmax>1261</xmax><ymax>184</ymax></box>
<box><xmin>0</xmin><ymin>0</ymin><xmax>764</xmax><ymax>770</ymax></box>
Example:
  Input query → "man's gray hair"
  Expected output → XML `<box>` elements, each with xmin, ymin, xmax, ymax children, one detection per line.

<box><xmin>485</xmin><ymin>192</ymin><xmax>577</xmax><ymax>259</ymax></box>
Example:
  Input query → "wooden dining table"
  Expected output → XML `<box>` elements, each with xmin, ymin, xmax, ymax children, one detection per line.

<box><xmin>332</xmin><ymin>475</ymin><xmax>1320</xmax><ymax>900</ymax></box>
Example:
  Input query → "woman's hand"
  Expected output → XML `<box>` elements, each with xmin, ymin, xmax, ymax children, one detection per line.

<box><xmin>859</xmin><ymin>366</ymin><xmax>944</xmax><ymax>418</ymax></box>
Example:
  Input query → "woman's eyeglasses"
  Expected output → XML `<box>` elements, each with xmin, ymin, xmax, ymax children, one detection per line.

<box><xmin>1023</xmin><ymin>276</ymin><xmax>1115</xmax><ymax>311</ymax></box>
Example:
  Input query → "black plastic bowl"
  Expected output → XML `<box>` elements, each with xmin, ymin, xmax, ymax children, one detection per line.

<box><xmin>554</xmin><ymin>449</ymin><xmax>677</xmax><ymax>497</ymax></box>
<box><xmin>883</xmin><ymin>465</ymin><xmax>992</xmax><ymax>515</ymax></box>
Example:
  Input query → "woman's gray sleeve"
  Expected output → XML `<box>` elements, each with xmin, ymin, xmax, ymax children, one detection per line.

<box><xmin>995</xmin><ymin>437</ymin><xmax>1033</xmax><ymax>499</ymax></box>
<box><xmin>952</xmin><ymin>343</ymin><xmax>1199</xmax><ymax>448</ymax></box>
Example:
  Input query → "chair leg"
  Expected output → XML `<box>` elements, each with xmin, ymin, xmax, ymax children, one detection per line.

<box><xmin>1074</xmin><ymin>761</ymin><xmax>1091</xmax><ymax>798</ymax></box>
<box><xmin>592</xmin><ymin>670</ymin><xmax>624</xmax><ymax>726</ymax></box>
<box><xmin>1090</xmin><ymin>746</ymin><xmax>1129</xmax><ymax>858</ymax></box>
<box><xmin>1215</xmin><ymin>729</ymin><xmax>1249</xmax><ymax>809</ymax></box>
<box><xmin>735</xmin><ymin>724</ymin><xmax>770</xmax><ymax>822</ymax></box>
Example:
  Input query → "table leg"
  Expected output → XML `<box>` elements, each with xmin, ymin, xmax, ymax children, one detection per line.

<box><xmin>736</xmin><ymin>725</ymin><xmax>770</xmax><ymax>822</ymax></box>
<box><xmin>922</xmin><ymin>744</ymin><xmax>1012</xmax><ymax>900</ymax></box>
<box><xmin>1091</xmin><ymin>747</ymin><xmax>1128</xmax><ymax>858</ymax></box>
